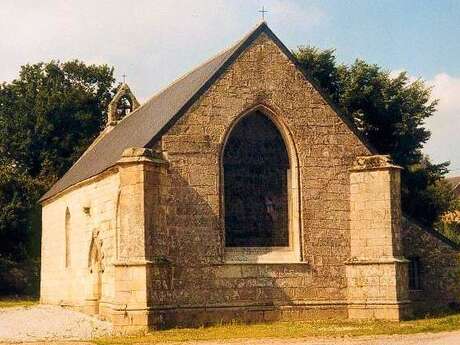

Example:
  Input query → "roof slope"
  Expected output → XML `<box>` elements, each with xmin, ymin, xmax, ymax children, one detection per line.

<box><xmin>41</xmin><ymin>22</ymin><xmax>374</xmax><ymax>202</ymax></box>
<box><xmin>447</xmin><ymin>176</ymin><xmax>460</xmax><ymax>190</ymax></box>
<box><xmin>403</xmin><ymin>216</ymin><xmax>460</xmax><ymax>251</ymax></box>
<box><xmin>41</xmin><ymin>24</ymin><xmax>256</xmax><ymax>201</ymax></box>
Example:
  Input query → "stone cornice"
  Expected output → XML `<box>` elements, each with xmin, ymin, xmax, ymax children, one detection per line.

<box><xmin>349</xmin><ymin>155</ymin><xmax>402</xmax><ymax>172</ymax></box>
<box><xmin>116</xmin><ymin>147</ymin><xmax>168</xmax><ymax>166</ymax></box>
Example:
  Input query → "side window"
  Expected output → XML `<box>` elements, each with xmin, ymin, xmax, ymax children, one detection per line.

<box><xmin>408</xmin><ymin>256</ymin><xmax>422</xmax><ymax>290</ymax></box>
<box><xmin>65</xmin><ymin>207</ymin><xmax>71</xmax><ymax>268</ymax></box>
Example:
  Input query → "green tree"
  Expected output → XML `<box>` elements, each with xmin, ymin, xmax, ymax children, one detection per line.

<box><xmin>0</xmin><ymin>60</ymin><xmax>115</xmax><ymax>261</ymax></box>
<box><xmin>295</xmin><ymin>46</ymin><xmax>455</xmax><ymax>226</ymax></box>
<box><xmin>0</xmin><ymin>162</ymin><xmax>43</xmax><ymax>260</ymax></box>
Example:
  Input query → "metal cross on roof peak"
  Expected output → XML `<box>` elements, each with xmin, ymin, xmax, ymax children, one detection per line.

<box><xmin>258</xmin><ymin>6</ymin><xmax>268</xmax><ymax>20</ymax></box>
<box><xmin>122</xmin><ymin>74</ymin><xmax>127</xmax><ymax>83</ymax></box>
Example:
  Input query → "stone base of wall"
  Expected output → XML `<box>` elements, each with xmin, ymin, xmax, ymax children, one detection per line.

<box><xmin>145</xmin><ymin>304</ymin><xmax>348</xmax><ymax>330</ymax></box>
<box><xmin>111</xmin><ymin>309</ymin><xmax>151</xmax><ymax>334</ymax></box>
<box><xmin>82</xmin><ymin>298</ymin><xmax>100</xmax><ymax>315</ymax></box>
<box><xmin>43</xmin><ymin>299</ymin><xmax>418</xmax><ymax>332</ymax></box>
<box><xmin>348</xmin><ymin>301</ymin><xmax>412</xmax><ymax>320</ymax></box>
<box><xmin>345</xmin><ymin>257</ymin><xmax>410</xmax><ymax>321</ymax></box>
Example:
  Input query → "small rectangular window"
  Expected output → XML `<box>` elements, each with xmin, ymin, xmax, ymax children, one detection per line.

<box><xmin>408</xmin><ymin>256</ymin><xmax>422</xmax><ymax>290</ymax></box>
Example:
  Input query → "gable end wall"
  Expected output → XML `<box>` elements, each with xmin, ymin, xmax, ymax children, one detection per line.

<box><xmin>144</xmin><ymin>33</ymin><xmax>371</xmax><ymax>326</ymax></box>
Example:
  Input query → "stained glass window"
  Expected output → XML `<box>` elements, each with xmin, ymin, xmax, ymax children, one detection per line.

<box><xmin>223</xmin><ymin>112</ymin><xmax>289</xmax><ymax>247</ymax></box>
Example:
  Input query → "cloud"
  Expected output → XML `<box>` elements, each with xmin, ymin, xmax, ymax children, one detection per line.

<box><xmin>424</xmin><ymin>73</ymin><xmax>460</xmax><ymax>174</ymax></box>
<box><xmin>391</xmin><ymin>70</ymin><xmax>460</xmax><ymax>174</ymax></box>
<box><xmin>389</xmin><ymin>69</ymin><xmax>418</xmax><ymax>84</ymax></box>
<box><xmin>0</xmin><ymin>1</ymin><xmax>241</xmax><ymax>91</ymax></box>
<box><xmin>0</xmin><ymin>0</ymin><xmax>325</xmax><ymax>100</ymax></box>
<box><xmin>429</xmin><ymin>73</ymin><xmax>460</xmax><ymax>114</ymax></box>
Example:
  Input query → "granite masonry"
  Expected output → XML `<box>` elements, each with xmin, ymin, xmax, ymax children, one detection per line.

<box><xmin>40</xmin><ymin>23</ymin><xmax>460</xmax><ymax>332</ymax></box>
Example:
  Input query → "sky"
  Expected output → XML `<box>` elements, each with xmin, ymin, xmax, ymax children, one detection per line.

<box><xmin>1</xmin><ymin>0</ymin><xmax>459</xmax><ymax>175</ymax></box>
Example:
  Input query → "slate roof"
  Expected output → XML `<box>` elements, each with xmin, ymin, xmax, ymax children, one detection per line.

<box><xmin>41</xmin><ymin>22</ymin><xmax>374</xmax><ymax>202</ymax></box>
<box><xmin>403</xmin><ymin>216</ymin><xmax>460</xmax><ymax>251</ymax></box>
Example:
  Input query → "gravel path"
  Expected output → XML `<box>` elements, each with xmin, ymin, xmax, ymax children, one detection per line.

<box><xmin>0</xmin><ymin>304</ymin><xmax>112</xmax><ymax>343</ymax></box>
<box><xmin>1</xmin><ymin>305</ymin><xmax>460</xmax><ymax>345</ymax></box>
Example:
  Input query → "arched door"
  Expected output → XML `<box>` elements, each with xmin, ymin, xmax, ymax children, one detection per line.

<box><xmin>88</xmin><ymin>236</ymin><xmax>103</xmax><ymax>314</ymax></box>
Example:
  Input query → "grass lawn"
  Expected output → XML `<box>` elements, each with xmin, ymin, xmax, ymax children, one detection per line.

<box><xmin>0</xmin><ymin>297</ymin><xmax>38</xmax><ymax>308</ymax></box>
<box><xmin>95</xmin><ymin>312</ymin><xmax>460</xmax><ymax>344</ymax></box>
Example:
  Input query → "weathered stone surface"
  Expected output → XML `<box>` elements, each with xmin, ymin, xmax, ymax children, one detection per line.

<box><xmin>346</xmin><ymin>156</ymin><xmax>410</xmax><ymax>320</ymax></box>
<box><xmin>41</xmin><ymin>168</ymin><xmax>119</xmax><ymax>318</ymax></box>
<box><xmin>40</xmin><ymin>28</ymin><xmax>460</xmax><ymax>332</ymax></box>
<box><xmin>401</xmin><ymin>219</ymin><xmax>460</xmax><ymax>313</ymax></box>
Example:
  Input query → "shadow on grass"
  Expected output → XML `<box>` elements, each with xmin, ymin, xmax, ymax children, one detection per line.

<box><xmin>94</xmin><ymin>313</ymin><xmax>460</xmax><ymax>345</ymax></box>
<box><xmin>411</xmin><ymin>303</ymin><xmax>460</xmax><ymax>320</ymax></box>
<box><xmin>0</xmin><ymin>295</ymin><xmax>38</xmax><ymax>308</ymax></box>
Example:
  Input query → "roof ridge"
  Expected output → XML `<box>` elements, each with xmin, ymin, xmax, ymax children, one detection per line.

<box><xmin>40</xmin><ymin>22</ymin><xmax>268</xmax><ymax>202</ymax></box>
<box><xmin>41</xmin><ymin>21</ymin><xmax>372</xmax><ymax>202</ymax></box>
<box><xmin>116</xmin><ymin>22</ymin><xmax>266</xmax><ymax>128</ymax></box>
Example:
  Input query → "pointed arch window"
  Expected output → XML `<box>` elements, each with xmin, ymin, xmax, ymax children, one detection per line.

<box><xmin>222</xmin><ymin>110</ymin><xmax>301</xmax><ymax>263</ymax></box>
<box><xmin>65</xmin><ymin>207</ymin><xmax>71</xmax><ymax>268</ymax></box>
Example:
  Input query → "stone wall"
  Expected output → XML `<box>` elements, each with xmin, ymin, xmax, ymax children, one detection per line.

<box><xmin>40</xmin><ymin>30</ymin><xmax>459</xmax><ymax>330</ymax></box>
<box><xmin>401</xmin><ymin>219</ymin><xmax>460</xmax><ymax>314</ymax></box>
<box><xmin>147</xmin><ymin>263</ymin><xmax>347</xmax><ymax>329</ymax></box>
<box><xmin>346</xmin><ymin>156</ymin><xmax>410</xmax><ymax>320</ymax></box>
<box><xmin>143</xmin><ymin>32</ymin><xmax>371</xmax><ymax>326</ymax></box>
<box><xmin>41</xmin><ymin>169</ymin><xmax>119</xmax><ymax>316</ymax></box>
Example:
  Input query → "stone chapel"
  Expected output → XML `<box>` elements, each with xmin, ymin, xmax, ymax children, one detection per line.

<box><xmin>40</xmin><ymin>22</ymin><xmax>460</xmax><ymax>332</ymax></box>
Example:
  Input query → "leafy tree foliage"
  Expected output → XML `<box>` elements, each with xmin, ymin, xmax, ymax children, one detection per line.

<box><xmin>0</xmin><ymin>162</ymin><xmax>43</xmax><ymax>260</ymax></box>
<box><xmin>0</xmin><ymin>61</ymin><xmax>115</xmax><ymax>261</ymax></box>
<box><xmin>295</xmin><ymin>46</ymin><xmax>456</xmax><ymax>226</ymax></box>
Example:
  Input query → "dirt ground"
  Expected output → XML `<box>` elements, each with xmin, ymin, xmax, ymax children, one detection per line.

<box><xmin>3</xmin><ymin>331</ymin><xmax>460</xmax><ymax>345</ymax></box>
<box><xmin>2</xmin><ymin>305</ymin><xmax>460</xmax><ymax>345</ymax></box>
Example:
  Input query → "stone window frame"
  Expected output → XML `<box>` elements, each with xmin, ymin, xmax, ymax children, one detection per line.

<box><xmin>408</xmin><ymin>256</ymin><xmax>423</xmax><ymax>291</ymax></box>
<box><xmin>220</xmin><ymin>104</ymin><xmax>302</xmax><ymax>264</ymax></box>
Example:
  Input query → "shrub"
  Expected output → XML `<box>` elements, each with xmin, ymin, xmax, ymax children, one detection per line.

<box><xmin>0</xmin><ymin>255</ymin><xmax>40</xmax><ymax>297</ymax></box>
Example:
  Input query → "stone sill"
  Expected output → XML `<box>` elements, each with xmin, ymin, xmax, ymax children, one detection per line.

<box><xmin>224</xmin><ymin>247</ymin><xmax>302</xmax><ymax>264</ymax></box>
<box><xmin>113</xmin><ymin>260</ymin><xmax>170</xmax><ymax>267</ymax></box>
<box><xmin>348</xmin><ymin>299</ymin><xmax>412</xmax><ymax>306</ymax></box>
<box><xmin>349</xmin><ymin>165</ymin><xmax>402</xmax><ymax>172</ymax></box>
<box><xmin>345</xmin><ymin>256</ymin><xmax>409</xmax><ymax>265</ymax></box>
<box><xmin>114</xmin><ymin>260</ymin><xmax>309</xmax><ymax>266</ymax></box>
<box><xmin>113</xmin><ymin>300</ymin><xmax>348</xmax><ymax>312</ymax></box>
<box><xmin>220</xmin><ymin>261</ymin><xmax>308</xmax><ymax>265</ymax></box>
<box><xmin>113</xmin><ymin>260</ymin><xmax>309</xmax><ymax>267</ymax></box>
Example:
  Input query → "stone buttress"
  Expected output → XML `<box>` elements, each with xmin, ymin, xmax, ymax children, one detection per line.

<box><xmin>346</xmin><ymin>155</ymin><xmax>411</xmax><ymax>320</ymax></box>
<box><xmin>112</xmin><ymin>147</ymin><xmax>168</xmax><ymax>332</ymax></box>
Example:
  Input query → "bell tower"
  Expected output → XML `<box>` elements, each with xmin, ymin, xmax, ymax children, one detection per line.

<box><xmin>107</xmin><ymin>83</ymin><xmax>140</xmax><ymax>126</ymax></box>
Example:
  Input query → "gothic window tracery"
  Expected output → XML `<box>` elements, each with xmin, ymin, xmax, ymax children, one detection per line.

<box><xmin>223</xmin><ymin>111</ymin><xmax>289</xmax><ymax>247</ymax></box>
